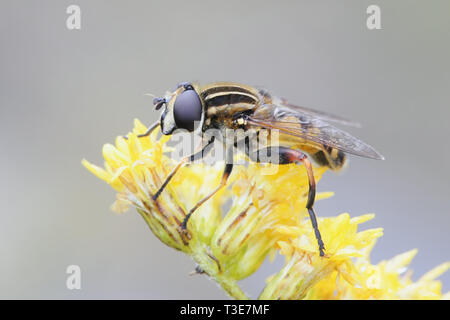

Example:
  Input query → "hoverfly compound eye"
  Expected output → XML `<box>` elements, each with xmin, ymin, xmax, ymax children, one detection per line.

<box><xmin>173</xmin><ymin>89</ymin><xmax>202</xmax><ymax>131</ymax></box>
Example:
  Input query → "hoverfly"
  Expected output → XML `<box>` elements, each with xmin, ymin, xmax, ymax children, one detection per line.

<box><xmin>135</xmin><ymin>82</ymin><xmax>384</xmax><ymax>256</ymax></box>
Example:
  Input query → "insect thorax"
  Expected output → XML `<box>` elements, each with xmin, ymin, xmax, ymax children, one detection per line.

<box><xmin>198</xmin><ymin>82</ymin><xmax>347</xmax><ymax>171</ymax></box>
<box><xmin>200</xmin><ymin>83</ymin><xmax>262</xmax><ymax>132</ymax></box>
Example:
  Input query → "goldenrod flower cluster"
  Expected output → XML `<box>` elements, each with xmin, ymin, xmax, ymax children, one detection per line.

<box><xmin>82</xmin><ymin>119</ymin><xmax>449</xmax><ymax>300</ymax></box>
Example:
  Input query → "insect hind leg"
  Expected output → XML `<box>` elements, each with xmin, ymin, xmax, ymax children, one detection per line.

<box><xmin>248</xmin><ymin>146</ymin><xmax>326</xmax><ymax>257</ymax></box>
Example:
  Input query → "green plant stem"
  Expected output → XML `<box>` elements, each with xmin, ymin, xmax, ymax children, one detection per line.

<box><xmin>214</xmin><ymin>275</ymin><xmax>249</xmax><ymax>300</ymax></box>
<box><xmin>190</xmin><ymin>243</ymin><xmax>250</xmax><ymax>300</ymax></box>
<box><xmin>139</xmin><ymin>210</ymin><xmax>249</xmax><ymax>299</ymax></box>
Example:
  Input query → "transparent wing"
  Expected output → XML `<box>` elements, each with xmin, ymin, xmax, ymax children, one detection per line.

<box><xmin>279</xmin><ymin>101</ymin><xmax>361</xmax><ymax>127</ymax></box>
<box><xmin>273</xmin><ymin>97</ymin><xmax>361</xmax><ymax>127</ymax></box>
<box><xmin>248</xmin><ymin>104</ymin><xmax>384</xmax><ymax>160</ymax></box>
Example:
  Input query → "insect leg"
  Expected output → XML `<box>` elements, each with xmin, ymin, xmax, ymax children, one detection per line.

<box><xmin>300</xmin><ymin>157</ymin><xmax>326</xmax><ymax>257</ymax></box>
<box><xmin>137</xmin><ymin>121</ymin><xmax>160</xmax><ymax>138</ymax></box>
<box><xmin>152</xmin><ymin>136</ymin><xmax>215</xmax><ymax>201</ymax></box>
<box><xmin>123</xmin><ymin>121</ymin><xmax>160</xmax><ymax>140</ymax></box>
<box><xmin>181</xmin><ymin>147</ymin><xmax>234</xmax><ymax>230</ymax></box>
<box><xmin>248</xmin><ymin>146</ymin><xmax>325</xmax><ymax>257</ymax></box>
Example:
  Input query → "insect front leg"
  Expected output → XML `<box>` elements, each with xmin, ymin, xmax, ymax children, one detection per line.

<box><xmin>123</xmin><ymin>121</ymin><xmax>160</xmax><ymax>140</ymax></box>
<box><xmin>248</xmin><ymin>146</ymin><xmax>325</xmax><ymax>257</ymax></box>
<box><xmin>181</xmin><ymin>146</ymin><xmax>234</xmax><ymax>230</ymax></box>
<box><xmin>152</xmin><ymin>136</ymin><xmax>215</xmax><ymax>200</ymax></box>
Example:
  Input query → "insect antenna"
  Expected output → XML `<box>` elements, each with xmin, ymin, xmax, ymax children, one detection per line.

<box><xmin>153</xmin><ymin>97</ymin><xmax>166</xmax><ymax>110</ymax></box>
<box><xmin>143</xmin><ymin>93</ymin><xmax>166</xmax><ymax>110</ymax></box>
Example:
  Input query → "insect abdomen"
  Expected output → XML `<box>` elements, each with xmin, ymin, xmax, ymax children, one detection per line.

<box><xmin>311</xmin><ymin>146</ymin><xmax>346</xmax><ymax>171</ymax></box>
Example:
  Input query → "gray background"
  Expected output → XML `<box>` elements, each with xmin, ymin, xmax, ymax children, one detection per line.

<box><xmin>0</xmin><ymin>1</ymin><xmax>449</xmax><ymax>299</ymax></box>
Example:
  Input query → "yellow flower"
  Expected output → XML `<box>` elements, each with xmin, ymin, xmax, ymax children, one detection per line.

<box><xmin>307</xmin><ymin>249</ymin><xmax>450</xmax><ymax>300</ymax></box>
<box><xmin>259</xmin><ymin>213</ymin><xmax>383</xmax><ymax>299</ymax></box>
<box><xmin>82</xmin><ymin>119</ymin><xmax>230</xmax><ymax>253</ymax></box>
<box><xmin>83</xmin><ymin>119</ymin><xmax>449</xmax><ymax>300</ymax></box>
<box><xmin>210</xmin><ymin>160</ymin><xmax>331</xmax><ymax>280</ymax></box>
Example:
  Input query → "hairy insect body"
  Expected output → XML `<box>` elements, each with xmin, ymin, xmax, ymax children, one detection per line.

<box><xmin>138</xmin><ymin>81</ymin><xmax>384</xmax><ymax>257</ymax></box>
<box><xmin>200</xmin><ymin>83</ymin><xmax>346</xmax><ymax>171</ymax></box>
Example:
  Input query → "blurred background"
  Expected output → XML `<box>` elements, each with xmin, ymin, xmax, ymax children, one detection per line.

<box><xmin>0</xmin><ymin>0</ymin><xmax>449</xmax><ymax>299</ymax></box>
